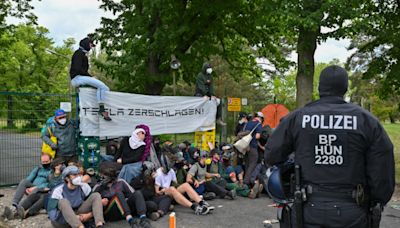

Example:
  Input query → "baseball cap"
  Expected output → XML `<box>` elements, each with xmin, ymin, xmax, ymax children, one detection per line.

<box><xmin>62</xmin><ymin>165</ymin><xmax>80</xmax><ymax>179</ymax></box>
<box><xmin>257</xmin><ymin>112</ymin><xmax>264</xmax><ymax>118</ymax></box>
<box><xmin>54</xmin><ymin>109</ymin><xmax>66</xmax><ymax>118</ymax></box>
<box><xmin>175</xmin><ymin>152</ymin><xmax>185</xmax><ymax>162</ymax></box>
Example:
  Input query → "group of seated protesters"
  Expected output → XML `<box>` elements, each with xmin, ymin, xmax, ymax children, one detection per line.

<box><xmin>2</xmin><ymin>116</ymin><xmax>271</xmax><ymax>228</ymax></box>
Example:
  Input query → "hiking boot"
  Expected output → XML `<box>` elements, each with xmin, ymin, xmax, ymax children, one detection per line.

<box><xmin>2</xmin><ymin>206</ymin><xmax>15</xmax><ymax>220</ymax></box>
<box><xmin>139</xmin><ymin>217</ymin><xmax>153</xmax><ymax>228</ymax></box>
<box><xmin>99</xmin><ymin>111</ymin><xmax>112</xmax><ymax>121</ymax></box>
<box><xmin>216</xmin><ymin>118</ymin><xmax>227</xmax><ymax>126</ymax></box>
<box><xmin>203</xmin><ymin>192</ymin><xmax>216</xmax><ymax>200</ymax></box>
<box><xmin>251</xmin><ymin>182</ymin><xmax>260</xmax><ymax>198</ymax></box>
<box><xmin>194</xmin><ymin>205</ymin><xmax>210</xmax><ymax>215</ymax></box>
<box><xmin>257</xmin><ymin>184</ymin><xmax>264</xmax><ymax>198</ymax></box>
<box><xmin>130</xmin><ymin>219</ymin><xmax>141</xmax><ymax>228</ymax></box>
<box><xmin>16</xmin><ymin>205</ymin><xmax>26</xmax><ymax>220</ymax></box>
<box><xmin>149</xmin><ymin>212</ymin><xmax>160</xmax><ymax>221</ymax></box>
<box><xmin>248</xmin><ymin>189</ymin><xmax>256</xmax><ymax>199</ymax></box>
<box><xmin>226</xmin><ymin>189</ymin><xmax>237</xmax><ymax>200</ymax></box>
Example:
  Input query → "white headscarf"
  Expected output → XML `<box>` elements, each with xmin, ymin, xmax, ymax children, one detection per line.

<box><xmin>129</xmin><ymin>128</ymin><xmax>146</xmax><ymax>150</ymax></box>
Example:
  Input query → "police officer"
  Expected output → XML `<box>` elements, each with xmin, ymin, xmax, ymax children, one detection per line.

<box><xmin>265</xmin><ymin>65</ymin><xmax>395</xmax><ymax>227</ymax></box>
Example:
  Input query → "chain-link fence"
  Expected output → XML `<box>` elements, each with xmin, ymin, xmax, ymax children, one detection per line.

<box><xmin>0</xmin><ymin>91</ymin><xmax>75</xmax><ymax>186</ymax></box>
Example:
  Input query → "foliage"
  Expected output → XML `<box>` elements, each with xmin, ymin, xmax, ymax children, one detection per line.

<box><xmin>0</xmin><ymin>24</ymin><xmax>74</xmax><ymax>129</ymax></box>
<box><xmin>348</xmin><ymin>0</ymin><xmax>400</xmax><ymax>98</ymax></box>
<box><xmin>95</xmin><ymin>0</ymin><xmax>290</xmax><ymax>95</ymax></box>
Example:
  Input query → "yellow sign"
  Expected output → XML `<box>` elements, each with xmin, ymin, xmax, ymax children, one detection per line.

<box><xmin>228</xmin><ymin>97</ymin><xmax>241</xmax><ymax>112</ymax></box>
<box><xmin>194</xmin><ymin>128</ymin><xmax>216</xmax><ymax>151</ymax></box>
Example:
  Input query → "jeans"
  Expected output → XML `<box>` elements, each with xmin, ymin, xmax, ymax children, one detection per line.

<box><xmin>20</xmin><ymin>192</ymin><xmax>46</xmax><ymax>216</ymax></box>
<box><xmin>71</xmin><ymin>76</ymin><xmax>110</xmax><ymax>104</ymax></box>
<box><xmin>145</xmin><ymin>195</ymin><xmax>172</xmax><ymax>215</ymax></box>
<box><xmin>12</xmin><ymin>179</ymin><xmax>35</xmax><ymax>206</ymax></box>
<box><xmin>127</xmin><ymin>191</ymin><xmax>147</xmax><ymax>217</ymax></box>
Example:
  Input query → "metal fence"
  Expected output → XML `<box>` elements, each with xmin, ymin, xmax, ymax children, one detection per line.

<box><xmin>0</xmin><ymin>91</ymin><xmax>75</xmax><ymax>186</ymax></box>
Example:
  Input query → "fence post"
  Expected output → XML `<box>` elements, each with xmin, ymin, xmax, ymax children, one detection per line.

<box><xmin>220</xmin><ymin>97</ymin><xmax>227</xmax><ymax>143</ymax></box>
<box><xmin>7</xmin><ymin>94</ymin><xmax>13</xmax><ymax>128</ymax></box>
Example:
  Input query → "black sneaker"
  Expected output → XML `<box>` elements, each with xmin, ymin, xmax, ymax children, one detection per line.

<box><xmin>139</xmin><ymin>218</ymin><xmax>153</xmax><ymax>228</ymax></box>
<box><xmin>226</xmin><ymin>189</ymin><xmax>237</xmax><ymax>200</ymax></box>
<box><xmin>149</xmin><ymin>212</ymin><xmax>160</xmax><ymax>221</ymax></box>
<box><xmin>203</xmin><ymin>192</ymin><xmax>216</xmax><ymax>200</ymax></box>
<box><xmin>2</xmin><ymin>206</ymin><xmax>15</xmax><ymax>220</ymax></box>
<box><xmin>194</xmin><ymin>205</ymin><xmax>210</xmax><ymax>215</ymax></box>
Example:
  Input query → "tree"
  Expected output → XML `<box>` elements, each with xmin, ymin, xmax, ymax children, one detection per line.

<box><xmin>273</xmin><ymin>0</ymin><xmax>377</xmax><ymax>107</ymax></box>
<box><xmin>0</xmin><ymin>24</ymin><xmax>74</xmax><ymax>129</ymax></box>
<box><xmin>348</xmin><ymin>0</ymin><xmax>400</xmax><ymax>98</ymax></box>
<box><xmin>95</xmin><ymin>0</ymin><xmax>289</xmax><ymax>95</ymax></box>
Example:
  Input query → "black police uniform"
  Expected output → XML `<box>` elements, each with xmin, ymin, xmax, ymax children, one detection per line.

<box><xmin>265</xmin><ymin>65</ymin><xmax>395</xmax><ymax>228</ymax></box>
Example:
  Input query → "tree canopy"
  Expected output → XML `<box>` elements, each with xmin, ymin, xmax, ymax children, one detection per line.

<box><xmin>95</xmin><ymin>0</ymin><xmax>290</xmax><ymax>95</ymax></box>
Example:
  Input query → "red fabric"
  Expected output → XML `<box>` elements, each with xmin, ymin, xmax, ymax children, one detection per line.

<box><xmin>261</xmin><ymin>104</ymin><xmax>289</xmax><ymax>128</ymax></box>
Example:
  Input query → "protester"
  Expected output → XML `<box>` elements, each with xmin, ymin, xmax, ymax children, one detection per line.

<box><xmin>130</xmin><ymin>162</ymin><xmax>173</xmax><ymax>221</ymax></box>
<box><xmin>154</xmin><ymin>154</ymin><xmax>213</xmax><ymax>215</ymax></box>
<box><xmin>186</xmin><ymin>151</ymin><xmax>236</xmax><ymax>200</ymax></box>
<box><xmin>70</xmin><ymin>36</ymin><xmax>111</xmax><ymax>121</ymax></box>
<box><xmin>41</xmin><ymin>109</ymin><xmax>78</xmax><ymax>164</ymax></box>
<box><xmin>116</xmin><ymin>128</ymin><xmax>147</xmax><ymax>183</ymax></box>
<box><xmin>47</xmin><ymin>166</ymin><xmax>105</xmax><ymax>228</ymax></box>
<box><xmin>243</xmin><ymin>112</ymin><xmax>263</xmax><ymax>185</ymax></box>
<box><xmin>235</xmin><ymin>112</ymin><xmax>248</xmax><ymax>136</ymax></box>
<box><xmin>194</xmin><ymin>62</ymin><xmax>226</xmax><ymax>126</ymax></box>
<box><xmin>93</xmin><ymin>162</ymin><xmax>152</xmax><ymax>228</ymax></box>
<box><xmin>2</xmin><ymin>153</ymin><xmax>52</xmax><ymax>220</ymax></box>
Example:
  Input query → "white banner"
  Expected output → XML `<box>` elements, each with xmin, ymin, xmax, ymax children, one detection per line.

<box><xmin>78</xmin><ymin>88</ymin><xmax>217</xmax><ymax>137</ymax></box>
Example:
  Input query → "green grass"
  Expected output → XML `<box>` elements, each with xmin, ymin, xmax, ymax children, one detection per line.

<box><xmin>383</xmin><ymin>123</ymin><xmax>400</xmax><ymax>183</ymax></box>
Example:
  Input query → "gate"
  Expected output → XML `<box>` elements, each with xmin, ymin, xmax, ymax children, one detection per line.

<box><xmin>0</xmin><ymin>91</ymin><xmax>75</xmax><ymax>186</ymax></box>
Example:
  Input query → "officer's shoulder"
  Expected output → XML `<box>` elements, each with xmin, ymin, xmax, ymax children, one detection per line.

<box><xmin>347</xmin><ymin>102</ymin><xmax>380</xmax><ymax>122</ymax></box>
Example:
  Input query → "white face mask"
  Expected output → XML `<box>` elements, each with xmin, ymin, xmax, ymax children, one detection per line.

<box><xmin>206</xmin><ymin>68</ymin><xmax>213</xmax><ymax>74</ymax></box>
<box><xmin>71</xmin><ymin>176</ymin><xmax>82</xmax><ymax>186</ymax></box>
<box><xmin>58</xmin><ymin>118</ymin><xmax>67</xmax><ymax>125</ymax></box>
<box><xmin>238</xmin><ymin>119</ymin><xmax>244</xmax><ymax>124</ymax></box>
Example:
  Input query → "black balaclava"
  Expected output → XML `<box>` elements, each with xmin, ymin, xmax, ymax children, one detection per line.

<box><xmin>318</xmin><ymin>65</ymin><xmax>349</xmax><ymax>97</ymax></box>
<box><xmin>79</xmin><ymin>37</ymin><xmax>91</xmax><ymax>52</ymax></box>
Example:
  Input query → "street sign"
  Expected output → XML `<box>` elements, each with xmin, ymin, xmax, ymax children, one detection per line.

<box><xmin>241</xmin><ymin>98</ymin><xmax>248</xmax><ymax>106</ymax></box>
<box><xmin>194</xmin><ymin>128</ymin><xmax>216</xmax><ymax>151</ymax></box>
<box><xmin>228</xmin><ymin>97</ymin><xmax>241</xmax><ymax>112</ymax></box>
<box><xmin>60</xmin><ymin>102</ymin><xmax>72</xmax><ymax>112</ymax></box>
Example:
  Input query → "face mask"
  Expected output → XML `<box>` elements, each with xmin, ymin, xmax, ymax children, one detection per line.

<box><xmin>238</xmin><ymin>119</ymin><xmax>244</xmax><ymax>124</ymax></box>
<box><xmin>57</xmin><ymin>118</ymin><xmax>67</xmax><ymax>125</ymax></box>
<box><xmin>42</xmin><ymin>163</ymin><xmax>51</xmax><ymax>169</ymax></box>
<box><xmin>71</xmin><ymin>176</ymin><xmax>83</xmax><ymax>186</ymax></box>
<box><xmin>206</xmin><ymin>68</ymin><xmax>213</xmax><ymax>74</ymax></box>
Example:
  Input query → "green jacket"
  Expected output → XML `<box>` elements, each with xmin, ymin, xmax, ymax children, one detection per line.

<box><xmin>195</xmin><ymin>62</ymin><xmax>214</xmax><ymax>97</ymax></box>
<box><xmin>41</xmin><ymin>119</ymin><xmax>78</xmax><ymax>157</ymax></box>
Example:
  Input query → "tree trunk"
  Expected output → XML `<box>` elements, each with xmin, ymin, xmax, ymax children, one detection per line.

<box><xmin>296</xmin><ymin>0</ymin><xmax>322</xmax><ymax>108</ymax></box>
<box><xmin>144</xmin><ymin>53</ymin><xmax>166</xmax><ymax>95</ymax></box>
<box><xmin>296</xmin><ymin>26</ymin><xmax>319</xmax><ymax>108</ymax></box>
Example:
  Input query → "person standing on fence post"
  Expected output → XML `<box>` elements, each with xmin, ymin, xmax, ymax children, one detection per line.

<box><xmin>41</xmin><ymin>109</ymin><xmax>78</xmax><ymax>164</ymax></box>
<box><xmin>194</xmin><ymin>62</ymin><xmax>226</xmax><ymax>126</ymax></box>
<box><xmin>69</xmin><ymin>35</ymin><xmax>112</xmax><ymax>121</ymax></box>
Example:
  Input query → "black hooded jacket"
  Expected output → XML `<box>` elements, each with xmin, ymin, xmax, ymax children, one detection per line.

<box><xmin>69</xmin><ymin>38</ymin><xmax>92</xmax><ymax>79</ymax></box>
<box><xmin>265</xmin><ymin>65</ymin><xmax>395</xmax><ymax>205</ymax></box>
<box><xmin>194</xmin><ymin>62</ymin><xmax>214</xmax><ymax>96</ymax></box>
